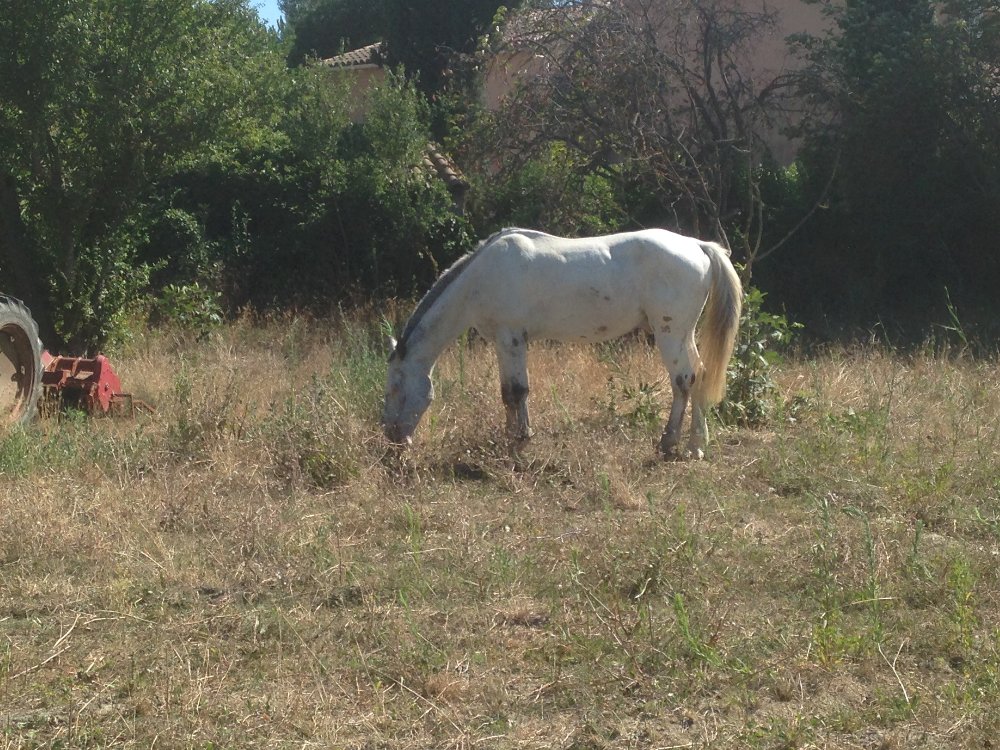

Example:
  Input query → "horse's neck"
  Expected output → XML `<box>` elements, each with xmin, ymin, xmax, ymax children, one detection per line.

<box><xmin>405</xmin><ymin>280</ymin><xmax>471</xmax><ymax>367</ymax></box>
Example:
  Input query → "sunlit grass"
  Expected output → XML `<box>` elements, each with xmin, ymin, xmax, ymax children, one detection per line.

<box><xmin>2</xmin><ymin>316</ymin><xmax>1000</xmax><ymax>747</ymax></box>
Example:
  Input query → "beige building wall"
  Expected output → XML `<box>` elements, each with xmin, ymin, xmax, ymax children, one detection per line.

<box><xmin>753</xmin><ymin>0</ymin><xmax>829</xmax><ymax>78</ymax></box>
<box><xmin>482</xmin><ymin>0</ymin><xmax>830</xmax><ymax>164</ymax></box>
<box><xmin>318</xmin><ymin>43</ymin><xmax>388</xmax><ymax>123</ymax></box>
<box><xmin>751</xmin><ymin>0</ymin><xmax>830</xmax><ymax>163</ymax></box>
<box><xmin>325</xmin><ymin>66</ymin><xmax>387</xmax><ymax>123</ymax></box>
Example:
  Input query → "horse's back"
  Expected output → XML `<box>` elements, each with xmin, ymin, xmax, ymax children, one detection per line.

<box><xmin>485</xmin><ymin>228</ymin><xmax>706</xmax><ymax>266</ymax></box>
<box><xmin>605</xmin><ymin>228</ymin><xmax>710</xmax><ymax>269</ymax></box>
<box><xmin>465</xmin><ymin>229</ymin><xmax>712</xmax><ymax>342</ymax></box>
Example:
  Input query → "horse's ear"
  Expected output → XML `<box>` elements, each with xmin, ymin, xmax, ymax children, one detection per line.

<box><xmin>379</xmin><ymin>315</ymin><xmax>398</xmax><ymax>357</ymax></box>
<box><xmin>385</xmin><ymin>334</ymin><xmax>399</xmax><ymax>359</ymax></box>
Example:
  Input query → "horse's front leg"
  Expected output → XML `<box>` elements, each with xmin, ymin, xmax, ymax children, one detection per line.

<box><xmin>655</xmin><ymin>330</ymin><xmax>697</xmax><ymax>458</ymax></box>
<box><xmin>659</xmin><ymin>377</ymin><xmax>689</xmax><ymax>456</ymax></box>
<box><xmin>496</xmin><ymin>332</ymin><xmax>531</xmax><ymax>441</ymax></box>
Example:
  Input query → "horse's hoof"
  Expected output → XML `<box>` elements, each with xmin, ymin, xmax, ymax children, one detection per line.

<box><xmin>658</xmin><ymin>436</ymin><xmax>678</xmax><ymax>455</ymax></box>
<box><xmin>658</xmin><ymin>444</ymin><xmax>681</xmax><ymax>460</ymax></box>
<box><xmin>508</xmin><ymin>427</ymin><xmax>533</xmax><ymax>443</ymax></box>
<box><xmin>659</xmin><ymin>444</ymin><xmax>703</xmax><ymax>461</ymax></box>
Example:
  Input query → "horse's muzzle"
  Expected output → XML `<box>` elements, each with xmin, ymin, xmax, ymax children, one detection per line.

<box><xmin>383</xmin><ymin>423</ymin><xmax>413</xmax><ymax>446</ymax></box>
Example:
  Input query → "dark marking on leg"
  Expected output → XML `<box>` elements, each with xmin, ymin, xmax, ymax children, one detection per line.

<box><xmin>597</xmin><ymin>325</ymin><xmax>608</xmax><ymax>333</ymax></box>
<box><xmin>501</xmin><ymin>382</ymin><xmax>515</xmax><ymax>407</ymax></box>
<box><xmin>501</xmin><ymin>381</ymin><xmax>529</xmax><ymax>406</ymax></box>
<box><xmin>603</xmin><ymin>295</ymin><xmax>611</xmax><ymax>302</ymax></box>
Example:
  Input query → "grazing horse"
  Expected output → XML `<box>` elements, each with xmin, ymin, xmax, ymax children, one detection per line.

<box><xmin>382</xmin><ymin>228</ymin><xmax>742</xmax><ymax>458</ymax></box>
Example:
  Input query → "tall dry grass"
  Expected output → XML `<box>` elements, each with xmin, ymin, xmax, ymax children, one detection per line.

<box><xmin>2</xmin><ymin>315</ymin><xmax>1000</xmax><ymax>748</ymax></box>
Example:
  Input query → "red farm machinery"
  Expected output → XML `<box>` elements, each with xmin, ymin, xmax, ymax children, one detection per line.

<box><xmin>1</xmin><ymin>294</ymin><xmax>149</xmax><ymax>425</ymax></box>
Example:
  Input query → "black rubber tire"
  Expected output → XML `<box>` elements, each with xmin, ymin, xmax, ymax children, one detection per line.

<box><xmin>0</xmin><ymin>295</ymin><xmax>42</xmax><ymax>426</ymax></box>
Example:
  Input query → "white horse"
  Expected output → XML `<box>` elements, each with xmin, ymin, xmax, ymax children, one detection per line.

<box><xmin>382</xmin><ymin>227</ymin><xmax>742</xmax><ymax>458</ymax></box>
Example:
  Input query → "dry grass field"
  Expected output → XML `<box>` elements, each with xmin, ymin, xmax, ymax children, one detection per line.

<box><xmin>3</xmin><ymin>314</ymin><xmax>1000</xmax><ymax>749</ymax></box>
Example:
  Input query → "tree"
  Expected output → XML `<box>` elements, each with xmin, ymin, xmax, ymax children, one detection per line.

<box><xmin>154</xmin><ymin>69</ymin><xmax>472</xmax><ymax>309</ymax></box>
<box><xmin>283</xmin><ymin>0</ymin><xmax>512</xmax><ymax>97</ymax></box>
<box><xmin>282</xmin><ymin>0</ymin><xmax>384</xmax><ymax>65</ymax></box>
<box><xmin>0</xmin><ymin>0</ymin><xmax>288</xmax><ymax>350</ymax></box>
<box><xmin>781</xmin><ymin>0</ymin><xmax>1000</xmax><ymax>332</ymax></box>
<box><xmin>380</xmin><ymin>0</ymin><xmax>512</xmax><ymax>96</ymax></box>
<box><xmin>462</xmin><ymin>0</ymin><xmax>796</xmax><ymax>272</ymax></box>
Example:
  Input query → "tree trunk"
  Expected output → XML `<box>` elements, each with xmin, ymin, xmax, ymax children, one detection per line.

<box><xmin>0</xmin><ymin>172</ymin><xmax>57</xmax><ymax>347</ymax></box>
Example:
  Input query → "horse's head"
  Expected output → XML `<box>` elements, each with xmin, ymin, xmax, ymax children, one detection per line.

<box><xmin>382</xmin><ymin>337</ymin><xmax>433</xmax><ymax>445</ymax></box>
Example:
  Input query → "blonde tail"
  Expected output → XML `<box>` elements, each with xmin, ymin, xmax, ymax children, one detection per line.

<box><xmin>695</xmin><ymin>242</ymin><xmax>743</xmax><ymax>407</ymax></box>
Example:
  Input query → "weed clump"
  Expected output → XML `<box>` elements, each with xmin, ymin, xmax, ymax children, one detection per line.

<box><xmin>720</xmin><ymin>286</ymin><xmax>801</xmax><ymax>427</ymax></box>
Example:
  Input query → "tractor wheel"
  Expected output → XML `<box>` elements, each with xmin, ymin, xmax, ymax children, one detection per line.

<box><xmin>0</xmin><ymin>295</ymin><xmax>42</xmax><ymax>426</ymax></box>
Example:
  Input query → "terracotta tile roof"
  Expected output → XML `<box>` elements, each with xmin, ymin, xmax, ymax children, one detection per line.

<box><xmin>424</xmin><ymin>145</ymin><xmax>467</xmax><ymax>191</ymax></box>
<box><xmin>320</xmin><ymin>41</ymin><xmax>384</xmax><ymax>68</ymax></box>
<box><xmin>423</xmin><ymin>145</ymin><xmax>469</xmax><ymax>214</ymax></box>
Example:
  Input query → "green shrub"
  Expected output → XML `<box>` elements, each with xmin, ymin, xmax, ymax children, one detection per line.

<box><xmin>156</xmin><ymin>70</ymin><xmax>472</xmax><ymax>309</ymax></box>
<box><xmin>470</xmin><ymin>142</ymin><xmax>625</xmax><ymax>236</ymax></box>
<box><xmin>151</xmin><ymin>283</ymin><xmax>224</xmax><ymax>337</ymax></box>
<box><xmin>719</xmin><ymin>286</ymin><xmax>801</xmax><ymax>428</ymax></box>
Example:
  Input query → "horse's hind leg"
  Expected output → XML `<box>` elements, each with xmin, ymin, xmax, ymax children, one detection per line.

<box><xmin>659</xmin><ymin>376</ymin><xmax>689</xmax><ymax>457</ymax></box>
<box><xmin>496</xmin><ymin>331</ymin><xmax>532</xmax><ymax>441</ymax></box>
<box><xmin>655</xmin><ymin>329</ymin><xmax>699</xmax><ymax>458</ymax></box>
<box><xmin>688</xmin><ymin>399</ymin><xmax>709</xmax><ymax>459</ymax></box>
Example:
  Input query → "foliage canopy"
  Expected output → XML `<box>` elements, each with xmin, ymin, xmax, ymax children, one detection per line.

<box><xmin>0</xmin><ymin>0</ymin><xmax>469</xmax><ymax>350</ymax></box>
<box><xmin>2</xmin><ymin>0</ymin><xmax>1000</xmax><ymax>349</ymax></box>
<box><xmin>760</xmin><ymin>0</ymin><xmax>1000</xmax><ymax>337</ymax></box>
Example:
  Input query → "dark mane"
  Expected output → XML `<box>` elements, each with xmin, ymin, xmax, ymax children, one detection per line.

<box><xmin>392</xmin><ymin>229</ymin><xmax>526</xmax><ymax>360</ymax></box>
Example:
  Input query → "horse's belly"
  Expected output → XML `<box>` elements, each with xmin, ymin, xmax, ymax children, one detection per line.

<box><xmin>533</xmin><ymin>318</ymin><xmax>645</xmax><ymax>343</ymax></box>
<box><xmin>472</xmin><ymin>256</ymin><xmax>652</xmax><ymax>343</ymax></box>
<box><xmin>519</xmin><ymin>293</ymin><xmax>646</xmax><ymax>343</ymax></box>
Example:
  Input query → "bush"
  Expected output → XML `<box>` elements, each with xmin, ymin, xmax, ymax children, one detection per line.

<box><xmin>151</xmin><ymin>70</ymin><xmax>472</xmax><ymax>310</ymax></box>
<box><xmin>719</xmin><ymin>286</ymin><xmax>801</xmax><ymax>428</ymax></box>
<box><xmin>150</xmin><ymin>283</ymin><xmax>224</xmax><ymax>337</ymax></box>
<box><xmin>468</xmin><ymin>142</ymin><xmax>626</xmax><ymax>236</ymax></box>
